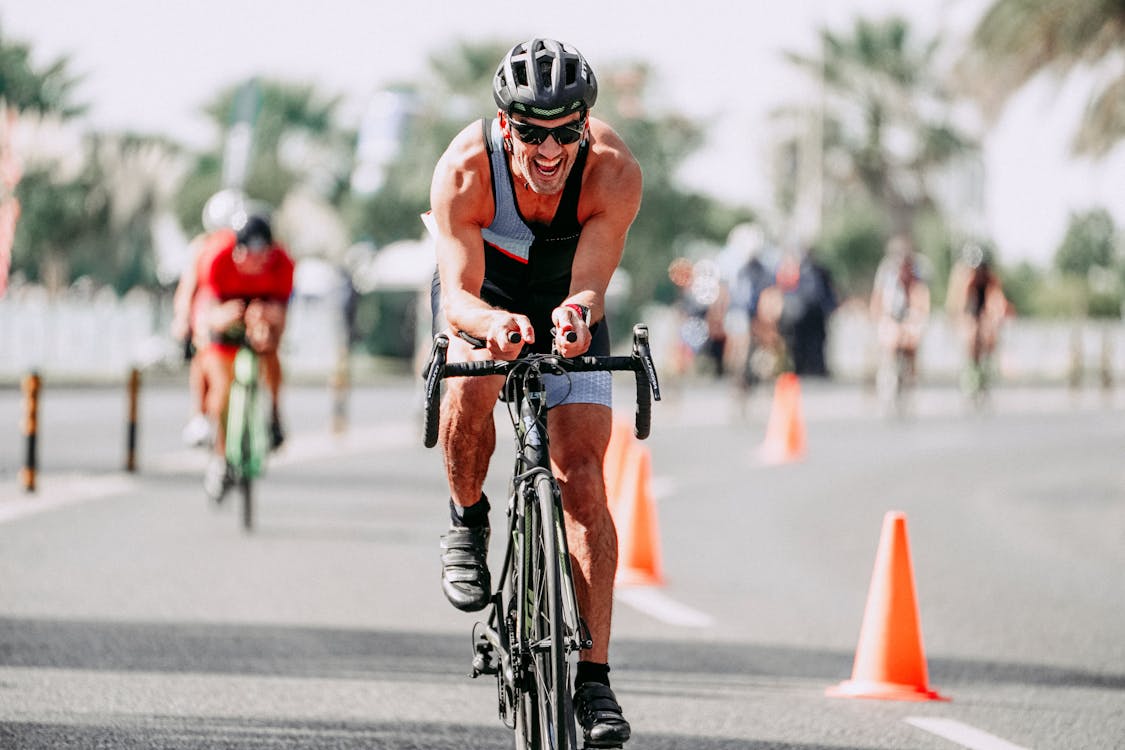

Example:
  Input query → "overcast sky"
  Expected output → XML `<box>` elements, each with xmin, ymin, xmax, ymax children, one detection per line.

<box><xmin>3</xmin><ymin>0</ymin><xmax>1121</xmax><ymax>266</ymax></box>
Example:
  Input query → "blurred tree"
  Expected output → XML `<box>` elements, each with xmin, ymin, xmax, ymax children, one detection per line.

<box><xmin>11</xmin><ymin>162</ymin><xmax>106</xmax><ymax>290</ymax></box>
<box><xmin>176</xmin><ymin>79</ymin><xmax>354</xmax><ymax>241</ymax></box>
<box><xmin>959</xmin><ymin>0</ymin><xmax>1125</xmax><ymax>157</ymax></box>
<box><xmin>0</xmin><ymin>23</ymin><xmax>85</xmax><ymax>117</ymax></box>
<box><xmin>14</xmin><ymin>131</ymin><xmax>186</xmax><ymax>293</ymax></box>
<box><xmin>2</xmin><ymin>24</ymin><xmax>88</xmax><ymax>292</ymax></box>
<box><xmin>815</xmin><ymin>196</ymin><xmax>887</xmax><ymax>298</ymax></box>
<box><xmin>779</xmin><ymin>16</ymin><xmax>976</xmax><ymax>242</ymax></box>
<box><xmin>1055</xmin><ymin>207</ymin><xmax>1117</xmax><ymax>277</ymax></box>
<box><xmin>1054</xmin><ymin>207</ymin><xmax>1121</xmax><ymax>317</ymax></box>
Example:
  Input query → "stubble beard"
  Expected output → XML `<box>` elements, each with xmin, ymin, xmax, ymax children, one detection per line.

<box><xmin>515</xmin><ymin>151</ymin><xmax>571</xmax><ymax>195</ymax></box>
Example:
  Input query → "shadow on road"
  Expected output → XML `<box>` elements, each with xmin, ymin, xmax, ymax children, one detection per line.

<box><xmin>0</xmin><ymin>717</ymin><xmax>887</xmax><ymax>750</ymax></box>
<box><xmin>2</xmin><ymin>616</ymin><xmax>1121</xmax><ymax>692</ymax></box>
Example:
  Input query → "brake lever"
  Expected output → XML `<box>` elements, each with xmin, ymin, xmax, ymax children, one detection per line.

<box><xmin>632</xmin><ymin>324</ymin><xmax>662</xmax><ymax>401</ymax></box>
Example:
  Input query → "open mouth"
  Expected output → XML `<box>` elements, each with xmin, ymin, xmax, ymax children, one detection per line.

<box><xmin>534</xmin><ymin>158</ymin><xmax>562</xmax><ymax>179</ymax></box>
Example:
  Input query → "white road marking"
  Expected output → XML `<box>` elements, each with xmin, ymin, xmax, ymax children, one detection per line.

<box><xmin>0</xmin><ymin>422</ymin><xmax>416</xmax><ymax>524</ymax></box>
<box><xmin>0</xmin><ymin>474</ymin><xmax>138</xmax><ymax>524</ymax></box>
<box><xmin>906</xmin><ymin>717</ymin><xmax>1033</xmax><ymax>750</ymax></box>
<box><xmin>615</xmin><ymin>586</ymin><xmax>714</xmax><ymax>628</ymax></box>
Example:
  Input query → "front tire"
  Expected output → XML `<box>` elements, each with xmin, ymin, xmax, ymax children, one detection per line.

<box><xmin>515</xmin><ymin>475</ymin><xmax>573</xmax><ymax>749</ymax></box>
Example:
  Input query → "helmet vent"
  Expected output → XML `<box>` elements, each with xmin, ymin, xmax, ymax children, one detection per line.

<box><xmin>565</xmin><ymin>60</ymin><xmax>577</xmax><ymax>86</ymax></box>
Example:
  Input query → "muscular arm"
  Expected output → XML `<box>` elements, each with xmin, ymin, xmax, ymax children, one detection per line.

<box><xmin>553</xmin><ymin>119</ymin><xmax>642</xmax><ymax>356</ymax></box>
<box><xmin>430</xmin><ymin>123</ymin><xmax>534</xmax><ymax>356</ymax></box>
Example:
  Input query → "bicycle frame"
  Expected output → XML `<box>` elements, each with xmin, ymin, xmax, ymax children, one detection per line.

<box><xmin>225</xmin><ymin>343</ymin><xmax>269</xmax><ymax>531</ymax></box>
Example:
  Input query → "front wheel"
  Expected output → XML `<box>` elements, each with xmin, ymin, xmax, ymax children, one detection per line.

<box><xmin>514</xmin><ymin>475</ymin><xmax>575</xmax><ymax>749</ymax></box>
<box><xmin>239</xmin><ymin>477</ymin><xmax>253</xmax><ymax>532</ymax></box>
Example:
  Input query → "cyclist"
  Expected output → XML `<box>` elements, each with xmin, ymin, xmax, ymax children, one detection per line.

<box><xmin>428</xmin><ymin>38</ymin><xmax>641</xmax><ymax>747</ymax></box>
<box><xmin>170</xmin><ymin>191</ymin><xmax>252</xmax><ymax>448</ymax></box>
<box><xmin>946</xmin><ymin>242</ymin><xmax>1008</xmax><ymax>396</ymax></box>
<box><xmin>195</xmin><ymin>212</ymin><xmax>295</xmax><ymax>502</ymax></box>
<box><xmin>870</xmin><ymin>234</ymin><xmax>931</xmax><ymax>400</ymax></box>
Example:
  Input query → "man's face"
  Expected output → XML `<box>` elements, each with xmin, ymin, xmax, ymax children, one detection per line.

<box><xmin>502</xmin><ymin>111</ymin><xmax>586</xmax><ymax>195</ymax></box>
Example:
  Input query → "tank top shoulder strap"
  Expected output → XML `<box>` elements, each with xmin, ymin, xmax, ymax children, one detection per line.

<box><xmin>550</xmin><ymin>140</ymin><xmax>589</xmax><ymax>232</ymax></box>
<box><xmin>481</xmin><ymin>118</ymin><xmax>535</xmax><ymax>261</ymax></box>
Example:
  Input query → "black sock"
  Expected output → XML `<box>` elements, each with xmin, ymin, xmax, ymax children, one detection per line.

<box><xmin>575</xmin><ymin>661</ymin><xmax>611</xmax><ymax>688</ymax></box>
<box><xmin>450</xmin><ymin>495</ymin><xmax>490</xmax><ymax>528</ymax></box>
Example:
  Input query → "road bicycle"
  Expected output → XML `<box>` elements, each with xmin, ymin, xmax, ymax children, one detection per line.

<box><xmin>223</xmin><ymin>340</ymin><xmax>271</xmax><ymax>532</ymax></box>
<box><xmin>422</xmin><ymin>324</ymin><xmax>660</xmax><ymax>750</ymax></box>
<box><xmin>876</xmin><ymin>346</ymin><xmax>915</xmax><ymax>419</ymax></box>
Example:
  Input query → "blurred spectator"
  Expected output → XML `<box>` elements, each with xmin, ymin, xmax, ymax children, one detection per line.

<box><xmin>728</xmin><ymin>224</ymin><xmax>782</xmax><ymax>391</ymax></box>
<box><xmin>667</xmin><ymin>257</ymin><xmax>729</xmax><ymax>379</ymax></box>
<box><xmin>775</xmin><ymin>245</ymin><xmax>839</xmax><ymax>377</ymax></box>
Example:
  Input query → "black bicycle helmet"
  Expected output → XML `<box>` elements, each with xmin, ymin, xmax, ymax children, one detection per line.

<box><xmin>493</xmin><ymin>38</ymin><xmax>598</xmax><ymax>119</ymax></box>
<box><xmin>234</xmin><ymin>213</ymin><xmax>272</xmax><ymax>251</ymax></box>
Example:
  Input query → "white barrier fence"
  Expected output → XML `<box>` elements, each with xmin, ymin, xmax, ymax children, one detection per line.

<box><xmin>1</xmin><ymin>289</ymin><xmax>1121</xmax><ymax>386</ymax></box>
<box><xmin>0</xmin><ymin>288</ymin><xmax>346</xmax><ymax>384</ymax></box>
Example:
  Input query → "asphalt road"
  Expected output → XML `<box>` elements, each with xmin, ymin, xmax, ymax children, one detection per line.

<box><xmin>1</xmin><ymin>374</ymin><xmax>1123</xmax><ymax>749</ymax></box>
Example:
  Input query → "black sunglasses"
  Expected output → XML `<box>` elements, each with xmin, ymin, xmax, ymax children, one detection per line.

<box><xmin>508</xmin><ymin>116</ymin><xmax>586</xmax><ymax>146</ymax></box>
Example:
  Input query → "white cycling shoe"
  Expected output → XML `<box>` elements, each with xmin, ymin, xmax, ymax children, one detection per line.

<box><xmin>181</xmin><ymin>414</ymin><xmax>214</xmax><ymax>448</ymax></box>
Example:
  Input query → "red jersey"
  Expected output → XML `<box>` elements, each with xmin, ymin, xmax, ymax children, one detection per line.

<box><xmin>197</xmin><ymin>229</ymin><xmax>295</xmax><ymax>303</ymax></box>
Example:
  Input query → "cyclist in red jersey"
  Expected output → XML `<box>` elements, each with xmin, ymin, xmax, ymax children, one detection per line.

<box><xmin>170</xmin><ymin>191</ymin><xmax>261</xmax><ymax>447</ymax></box>
<box><xmin>195</xmin><ymin>213</ymin><xmax>294</xmax><ymax>501</ymax></box>
<box><xmin>429</xmin><ymin>38</ymin><xmax>641</xmax><ymax>747</ymax></box>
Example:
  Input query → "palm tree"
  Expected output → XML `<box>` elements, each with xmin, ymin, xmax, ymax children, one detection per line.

<box><xmin>959</xmin><ymin>0</ymin><xmax>1125</xmax><ymax>157</ymax></box>
<box><xmin>176</xmin><ymin>78</ymin><xmax>355</xmax><ymax>254</ymax></box>
<box><xmin>0</xmin><ymin>22</ymin><xmax>85</xmax><ymax>118</ymax></box>
<box><xmin>779</xmin><ymin>16</ymin><xmax>976</xmax><ymax>234</ymax></box>
<box><xmin>1</xmin><ymin>23</ymin><xmax>86</xmax><ymax>292</ymax></box>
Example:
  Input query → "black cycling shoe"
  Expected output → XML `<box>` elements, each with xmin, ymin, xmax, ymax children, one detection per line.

<box><xmin>439</xmin><ymin>525</ymin><xmax>491</xmax><ymax>612</ymax></box>
<box><xmin>269</xmin><ymin>416</ymin><xmax>285</xmax><ymax>451</ymax></box>
<box><xmin>574</xmin><ymin>682</ymin><xmax>631</xmax><ymax>748</ymax></box>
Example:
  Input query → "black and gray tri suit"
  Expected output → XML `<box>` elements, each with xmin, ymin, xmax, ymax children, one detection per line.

<box><xmin>431</xmin><ymin>118</ymin><xmax>612</xmax><ymax>407</ymax></box>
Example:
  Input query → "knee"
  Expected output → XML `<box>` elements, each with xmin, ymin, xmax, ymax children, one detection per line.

<box><xmin>203</xmin><ymin>357</ymin><xmax>233</xmax><ymax>415</ymax></box>
<box><xmin>554</xmin><ymin>450</ymin><xmax>609</xmax><ymax>525</ymax></box>
<box><xmin>444</xmin><ymin>377</ymin><xmax>500</xmax><ymax>419</ymax></box>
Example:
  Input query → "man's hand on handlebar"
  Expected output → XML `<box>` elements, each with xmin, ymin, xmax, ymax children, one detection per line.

<box><xmin>455</xmin><ymin>312</ymin><xmax>533</xmax><ymax>358</ymax></box>
<box><xmin>550</xmin><ymin>304</ymin><xmax>591</xmax><ymax>358</ymax></box>
<box><xmin>488</xmin><ymin>314</ymin><xmax>533</xmax><ymax>358</ymax></box>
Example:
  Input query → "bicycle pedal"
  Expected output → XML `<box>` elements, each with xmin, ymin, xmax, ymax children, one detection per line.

<box><xmin>470</xmin><ymin>653</ymin><xmax>498</xmax><ymax>677</ymax></box>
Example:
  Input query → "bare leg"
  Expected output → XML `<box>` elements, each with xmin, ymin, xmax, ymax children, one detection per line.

<box><xmin>259</xmin><ymin>350</ymin><xmax>284</xmax><ymax>421</ymax></box>
<box><xmin>439</xmin><ymin>374</ymin><xmax>502</xmax><ymax>508</ymax></box>
<box><xmin>202</xmin><ymin>349</ymin><xmax>235</xmax><ymax>456</ymax></box>
<box><xmin>548</xmin><ymin>403</ymin><xmax>615</xmax><ymax>663</ymax></box>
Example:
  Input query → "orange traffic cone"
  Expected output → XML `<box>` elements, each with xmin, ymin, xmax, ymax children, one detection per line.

<box><xmin>759</xmin><ymin>372</ymin><xmax>806</xmax><ymax>464</ymax></box>
<box><xmin>603</xmin><ymin>418</ymin><xmax>635</xmax><ymax>514</ymax></box>
<box><xmin>827</xmin><ymin>511</ymin><xmax>948</xmax><ymax>701</ymax></box>
<box><xmin>610</xmin><ymin>441</ymin><xmax>664</xmax><ymax>587</ymax></box>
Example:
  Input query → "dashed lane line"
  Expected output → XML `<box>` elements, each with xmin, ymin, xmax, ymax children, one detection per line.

<box><xmin>906</xmin><ymin>717</ymin><xmax>1033</xmax><ymax>750</ymax></box>
<box><xmin>0</xmin><ymin>422</ymin><xmax>417</xmax><ymax>525</ymax></box>
<box><xmin>0</xmin><ymin>474</ymin><xmax>139</xmax><ymax>524</ymax></box>
<box><xmin>615</xmin><ymin>586</ymin><xmax>714</xmax><ymax>628</ymax></box>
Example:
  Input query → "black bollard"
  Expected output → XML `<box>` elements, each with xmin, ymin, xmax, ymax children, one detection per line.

<box><xmin>20</xmin><ymin>371</ymin><xmax>40</xmax><ymax>493</ymax></box>
<box><xmin>125</xmin><ymin>367</ymin><xmax>140</xmax><ymax>472</ymax></box>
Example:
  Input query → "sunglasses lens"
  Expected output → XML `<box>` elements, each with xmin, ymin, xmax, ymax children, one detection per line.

<box><xmin>511</xmin><ymin>118</ymin><xmax>585</xmax><ymax>145</ymax></box>
<box><xmin>511</xmin><ymin>121</ymin><xmax>544</xmax><ymax>144</ymax></box>
<box><xmin>554</xmin><ymin>125</ymin><xmax>583</xmax><ymax>144</ymax></box>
